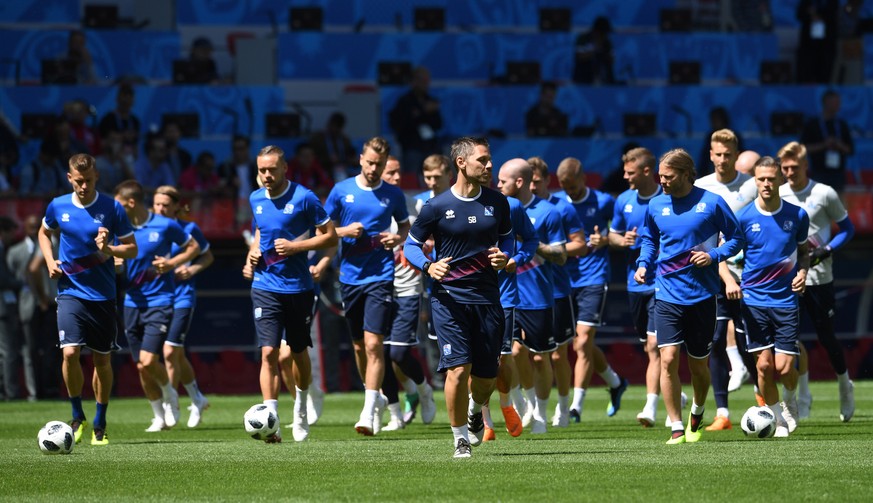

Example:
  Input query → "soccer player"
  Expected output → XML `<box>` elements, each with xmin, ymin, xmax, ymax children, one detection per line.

<box><xmin>39</xmin><ymin>153</ymin><xmax>137</xmax><ymax>445</ymax></box>
<box><xmin>528</xmin><ymin>157</ymin><xmax>587</xmax><ymax>427</ymax></box>
<box><xmin>324</xmin><ymin>137</ymin><xmax>409</xmax><ymax>436</ymax></box>
<box><xmin>498</xmin><ymin>158</ymin><xmax>566</xmax><ymax>434</ymax></box>
<box><xmin>737</xmin><ymin>156</ymin><xmax>809</xmax><ymax>437</ymax></box>
<box><xmin>778</xmin><ymin>141</ymin><xmax>856</xmax><ymax>422</ymax></box>
<box><xmin>635</xmin><ymin>148</ymin><xmax>744</xmax><ymax>444</ymax></box>
<box><xmin>114</xmin><ymin>180</ymin><xmax>200</xmax><ymax>432</ymax></box>
<box><xmin>607</xmin><ymin>147</ymin><xmax>664</xmax><ymax>427</ymax></box>
<box><xmin>379</xmin><ymin>156</ymin><xmax>436</xmax><ymax>431</ymax></box>
<box><xmin>246</xmin><ymin>145</ymin><xmax>337</xmax><ymax>442</ymax></box>
<box><xmin>555</xmin><ymin>157</ymin><xmax>628</xmax><ymax>421</ymax></box>
<box><xmin>152</xmin><ymin>185</ymin><xmax>213</xmax><ymax>427</ymax></box>
<box><xmin>404</xmin><ymin>136</ymin><xmax>513</xmax><ymax>458</ymax></box>
<box><xmin>693</xmin><ymin>129</ymin><xmax>758</xmax><ymax>431</ymax></box>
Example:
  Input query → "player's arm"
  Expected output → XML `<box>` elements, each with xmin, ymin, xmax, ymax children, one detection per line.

<box><xmin>274</xmin><ymin>220</ymin><xmax>338</xmax><ymax>256</ymax></box>
<box><xmin>38</xmin><ymin>224</ymin><xmax>63</xmax><ymax>279</ymax></box>
<box><xmin>793</xmin><ymin>240</ymin><xmax>810</xmax><ymax>293</ymax></box>
<box><xmin>157</xmin><ymin>237</ymin><xmax>200</xmax><ymax>274</ymax></box>
<box><xmin>696</xmin><ymin>200</ymin><xmax>744</xmax><ymax>267</ymax></box>
<box><xmin>634</xmin><ymin>213</ymin><xmax>657</xmax><ymax>284</ymax></box>
<box><xmin>310</xmin><ymin>254</ymin><xmax>332</xmax><ymax>283</ymax></box>
<box><xmin>182</xmin><ymin>249</ymin><xmax>214</xmax><ymax>279</ymax></box>
<box><xmin>103</xmin><ymin>231</ymin><xmax>138</xmax><ymax>259</ymax></box>
<box><xmin>335</xmin><ymin>221</ymin><xmax>364</xmax><ymax>239</ymax></box>
<box><xmin>811</xmin><ymin>216</ymin><xmax>854</xmax><ymax>266</ymax></box>
<box><xmin>537</xmin><ymin>241</ymin><xmax>567</xmax><ymax>265</ymax></box>
<box><xmin>246</xmin><ymin>227</ymin><xmax>262</xmax><ymax>267</ymax></box>
<box><xmin>565</xmin><ymin>229</ymin><xmax>588</xmax><ymax>257</ymax></box>
<box><xmin>608</xmin><ymin>226</ymin><xmax>639</xmax><ymax>249</ymax></box>
<box><xmin>719</xmin><ymin>261</ymin><xmax>742</xmax><ymax>300</ymax></box>
<box><xmin>379</xmin><ymin>219</ymin><xmax>410</xmax><ymax>250</ymax></box>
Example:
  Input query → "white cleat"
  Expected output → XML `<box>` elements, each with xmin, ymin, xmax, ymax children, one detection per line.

<box><xmin>774</xmin><ymin>425</ymin><xmax>789</xmax><ymax>438</ymax></box>
<box><xmin>552</xmin><ymin>404</ymin><xmax>569</xmax><ymax>428</ymax></box>
<box><xmin>307</xmin><ymin>386</ymin><xmax>323</xmax><ymax>426</ymax></box>
<box><xmin>354</xmin><ymin>415</ymin><xmax>374</xmax><ymax>436</ymax></box>
<box><xmin>373</xmin><ymin>394</ymin><xmax>387</xmax><ymax>435</ymax></box>
<box><xmin>530</xmin><ymin>418</ymin><xmax>547</xmax><ymax>434</ymax></box>
<box><xmin>521</xmin><ymin>400</ymin><xmax>534</xmax><ymax>428</ymax></box>
<box><xmin>727</xmin><ymin>366</ymin><xmax>750</xmax><ymax>393</ymax></box>
<box><xmin>164</xmin><ymin>389</ymin><xmax>181</xmax><ymax>428</ymax></box>
<box><xmin>420</xmin><ymin>383</ymin><xmax>437</xmax><ymax>424</ymax></box>
<box><xmin>382</xmin><ymin>418</ymin><xmax>405</xmax><ymax>431</ymax></box>
<box><xmin>637</xmin><ymin>410</ymin><xmax>655</xmax><ymax>428</ymax></box>
<box><xmin>839</xmin><ymin>380</ymin><xmax>855</xmax><ymax>422</ymax></box>
<box><xmin>187</xmin><ymin>398</ymin><xmax>210</xmax><ymax>428</ymax></box>
<box><xmin>292</xmin><ymin>412</ymin><xmax>309</xmax><ymax>442</ymax></box>
<box><xmin>782</xmin><ymin>400</ymin><xmax>798</xmax><ymax>433</ymax></box>
<box><xmin>145</xmin><ymin>417</ymin><xmax>167</xmax><ymax>432</ymax></box>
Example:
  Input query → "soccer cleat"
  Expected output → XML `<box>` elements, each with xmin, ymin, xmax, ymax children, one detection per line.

<box><xmin>420</xmin><ymin>384</ymin><xmax>437</xmax><ymax>425</ymax></box>
<box><xmin>727</xmin><ymin>366</ymin><xmax>750</xmax><ymax>393</ymax></box>
<box><xmin>146</xmin><ymin>417</ymin><xmax>168</xmax><ymax>432</ymax></box>
<box><xmin>606</xmin><ymin>378</ymin><xmax>629</xmax><ymax>417</ymax></box>
<box><xmin>373</xmin><ymin>394</ymin><xmax>387</xmax><ymax>435</ymax></box>
<box><xmin>704</xmin><ymin>415</ymin><xmax>732</xmax><ymax>431</ymax></box>
<box><xmin>637</xmin><ymin>410</ymin><xmax>655</xmax><ymax>428</ymax></box>
<box><xmin>468</xmin><ymin>411</ymin><xmax>485</xmax><ymax>447</ymax></box>
<box><xmin>781</xmin><ymin>401</ymin><xmax>797</xmax><ymax>433</ymax></box>
<box><xmin>453</xmin><ymin>438</ymin><xmax>472</xmax><ymax>458</ymax></box>
<box><xmin>264</xmin><ymin>428</ymin><xmax>282</xmax><ymax>443</ymax></box>
<box><xmin>666</xmin><ymin>430</ymin><xmax>686</xmax><ymax>445</ymax></box>
<box><xmin>307</xmin><ymin>387</ymin><xmax>323</xmax><ymax>426</ymax></box>
<box><xmin>483</xmin><ymin>427</ymin><xmax>496</xmax><ymax>441</ymax></box>
<box><xmin>164</xmin><ymin>389</ymin><xmax>181</xmax><ymax>428</ymax></box>
<box><xmin>530</xmin><ymin>418</ymin><xmax>547</xmax><ymax>435</ymax></box>
<box><xmin>354</xmin><ymin>416</ymin><xmax>375</xmax><ymax>436</ymax></box>
<box><xmin>774</xmin><ymin>424</ymin><xmax>789</xmax><ymax>438</ymax></box>
<box><xmin>569</xmin><ymin>408</ymin><xmax>581</xmax><ymax>423</ymax></box>
<box><xmin>403</xmin><ymin>392</ymin><xmax>420</xmax><ymax>425</ymax></box>
<box><xmin>521</xmin><ymin>400</ymin><xmax>534</xmax><ymax>428</ymax></box>
<box><xmin>91</xmin><ymin>428</ymin><xmax>108</xmax><ymax>445</ymax></box>
<box><xmin>292</xmin><ymin>412</ymin><xmax>309</xmax><ymax>442</ymax></box>
<box><xmin>382</xmin><ymin>418</ymin><xmax>405</xmax><ymax>432</ymax></box>
<box><xmin>552</xmin><ymin>404</ymin><xmax>569</xmax><ymax>428</ymax></box>
<box><xmin>69</xmin><ymin>419</ymin><xmax>86</xmax><ymax>444</ymax></box>
<box><xmin>685</xmin><ymin>412</ymin><xmax>703</xmax><ymax>443</ymax></box>
<box><xmin>839</xmin><ymin>380</ymin><xmax>855</xmax><ymax>423</ymax></box>
<box><xmin>187</xmin><ymin>398</ymin><xmax>210</xmax><ymax>428</ymax></box>
<box><xmin>755</xmin><ymin>393</ymin><xmax>766</xmax><ymax>407</ymax></box>
<box><xmin>501</xmin><ymin>406</ymin><xmax>523</xmax><ymax>437</ymax></box>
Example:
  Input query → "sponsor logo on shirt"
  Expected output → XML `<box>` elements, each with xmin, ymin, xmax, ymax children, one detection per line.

<box><xmin>256</xmin><ymin>205</ymin><xmax>263</xmax><ymax>215</ymax></box>
<box><xmin>696</xmin><ymin>202</ymin><xmax>707</xmax><ymax>213</ymax></box>
<box><xmin>283</xmin><ymin>203</ymin><xmax>294</xmax><ymax>214</ymax></box>
<box><xmin>661</xmin><ymin>208</ymin><xmax>670</xmax><ymax>216</ymax></box>
<box><xmin>751</xmin><ymin>223</ymin><xmax>761</xmax><ymax>232</ymax></box>
<box><xmin>624</xmin><ymin>204</ymin><xmax>633</xmax><ymax>213</ymax></box>
<box><xmin>345</xmin><ymin>194</ymin><xmax>355</xmax><ymax>203</ymax></box>
<box><xmin>61</xmin><ymin>213</ymin><xmax>70</xmax><ymax>222</ymax></box>
<box><xmin>148</xmin><ymin>231</ymin><xmax>160</xmax><ymax>242</ymax></box>
<box><xmin>484</xmin><ymin>206</ymin><xmax>494</xmax><ymax>216</ymax></box>
<box><xmin>445</xmin><ymin>210</ymin><xmax>455</xmax><ymax>219</ymax></box>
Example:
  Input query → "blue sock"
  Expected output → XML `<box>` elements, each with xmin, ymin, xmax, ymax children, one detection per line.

<box><xmin>93</xmin><ymin>402</ymin><xmax>108</xmax><ymax>429</ymax></box>
<box><xmin>71</xmin><ymin>396</ymin><xmax>85</xmax><ymax>421</ymax></box>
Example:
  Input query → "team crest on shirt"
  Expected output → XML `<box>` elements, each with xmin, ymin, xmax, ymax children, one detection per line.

<box><xmin>345</xmin><ymin>194</ymin><xmax>355</xmax><ymax>203</ymax></box>
<box><xmin>529</xmin><ymin>216</ymin><xmax>537</xmax><ymax>225</ymax></box>
<box><xmin>255</xmin><ymin>205</ymin><xmax>263</xmax><ymax>215</ymax></box>
<box><xmin>61</xmin><ymin>213</ymin><xmax>70</xmax><ymax>222</ymax></box>
<box><xmin>751</xmin><ymin>223</ymin><xmax>761</xmax><ymax>232</ymax></box>
<box><xmin>148</xmin><ymin>231</ymin><xmax>160</xmax><ymax>242</ymax></box>
<box><xmin>445</xmin><ymin>210</ymin><xmax>455</xmax><ymax>219</ymax></box>
<box><xmin>443</xmin><ymin>344</ymin><xmax>452</xmax><ymax>356</ymax></box>
<box><xmin>159</xmin><ymin>324</ymin><xmax>167</xmax><ymax>333</ymax></box>
<box><xmin>586</xmin><ymin>208</ymin><xmax>596</xmax><ymax>217</ymax></box>
<box><xmin>624</xmin><ymin>204</ymin><xmax>633</xmax><ymax>213</ymax></box>
<box><xmin>380</xmin><ymin>198</ymin><xmax>390</xmax><ymax>208</ymax></box>
<box><xmin>283</xmin><ymin>203</ymin><xmax>294</xmax><ymax>214</ymax></box>
<box><xmin>93</xmin><ymin>213</ymin><xmax>105</xmax><ymax>224</ymax></box>
<box><xmin>58</xmin><ymin>330</ymin><xmax>65</xmax><ymax>341</ymax></box>
<box><xmin>484</xmin><ymin>206</ymin><xmax>494</xmax><ymax>217</ymax></box>
<box><xmin>661</xmin><ymin>208</ymin><xmax>670</xmax><ymax>216</ymax></box>
<box><xmin>254</xmin><ymin>307</ymin><xmax>262</xmax><ymax>319</ymax></box>
<box><xmin>695</xmin><ymin>203</ymin><xmax>707</xmax><ymax>213</ymax></box>
<box><xmin>782</xmin><ymin>220</ymin><xmax>794</xmax><ymax>232</ymax></box>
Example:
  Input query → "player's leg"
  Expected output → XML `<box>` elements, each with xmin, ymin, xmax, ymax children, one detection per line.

<box><xmin>141</xmin><ymin>307</ymin><xmax>180</xmax><ymax>427</ymax></box>
<box><xmin>465</xmin><ymin>303</ymin><xmax>504</xmax><ymax>449</ymax></box>
<box><xmin>684</xmin><ymin>297</ymin><xmax>716</xmax><ymax>442</ymax></box>
<box><xmin>805</xmin><ymin>283</ymin><xmax>853</xmax><ymax>421</ymax></box>
<box><xmin>512</xmin><ymin>340</ymin><xmax>535</xmax><ymax>427</ymax></box>
<box><xmin>387</xmin><ymin>295</ymin><xmax>433</xmax><ymax>426</ymax></box>
<box><xmin>355</xmin><ymin>282</ymin><xmax>393</xmax><ymax>435</ymax></box>
<box><xmin>629</xmin><ymin>292</ymin><xmax>659</xmax><ymax>427</ymax></box>
<box><xmin>774</xmin><ymin>307</ymin><xmax>801</xmax><ymax>433</ymax></box>
<box><xmin>706</xmin><ymin>317</ymin><xmax>732</xmax><ymax>430</ymax></box>
<box><xmin>83</xmin><ymin>299</ymin><xmax>118</xmax><ymax>444</ymax></box>
<box><xmin>495</xmin><ymin>308</ymin><xmax>521</xmax><ymax>437</ymax></box>
<box><xmin>57</xmin><ymin>297</ymin><xmax>89</xmax><ymax>441</ymax></box>
<box><xmin>517</xmin><ymin>308</ymin><xmax>555</xmax><ymax>434</ymax></box>
<box><xmin>656</xmin><ymin>299</ymin><xmax>690</xmax><ymax>443</ymax></box>
<box><xmin>165</xmin><ymin>306</ymin><xmax>209</xmax><ymax>426</ymax></box>
<box><xmin>122</xmin><ymin>306</ymin><xmax>166</xmax><ymax>431</ymax></box>
<box><xmin>550</xmin><ymin>296</ymin><xmax>574</xmax><ymax>426</ymax></box>
<box><xmin>282</xmin><ymin>291</ymin><xmax>318</xmax><ymax>441</ymax></box>
<box><xmin>251</xmin><ymin>289</ymin><xmax>287</xmax><ymax>442</ymax></box>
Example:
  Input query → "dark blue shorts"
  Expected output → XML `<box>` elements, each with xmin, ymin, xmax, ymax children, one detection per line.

<box><xmin>716</xmin><ymin>286</ymin><xmax>745</xmax><ymax>333</ymax></box>
<box><xmin>431</xmin><ymin>293</ymin><xmax>504</xmax><ymax>378</ymax></box>
<box><xmin>341</xmin><ymin>281</ymin><xmax>393</xmax><ymax>340</ymax></box>
<box><xmin>799</xmin><ymin>282</ymin><xmax>835</xmax><ymax>328</ymax></box>
<box><xmin>501</xmin><ymin>307</ymin><xmax>515</xmax><ymax>355</ymax></box>
<box><xmin>742</xmin><ymin>304</ymin><xmax>800</xmax><ymax>355</ymax></box>
<box><xmin>628</xmin><ymin>290</ymin><xmax>656</xmax><ymax>343</ymax></box>
<box><xmin>654</xmin><ymin>296</ymin><xmax>716</xmax><ymax>359</ymax></box>
<box><xmin>124</xmin><ymin>305</ymin><xmax>173</xmax><ymax>362</ymax></box>
<box><xmin>386</xmin><ymin>295</ymin><xmax>420</xmax><ymax>346</ymax></box>
<box><xmin>516</xmin><ymin>308</ymin><xmax>557</xmax><ymax>353</ymax></box>
<box><xmin>572</xmin><ymin>284</ymin><xmax>608</xmax><ymax>327</ymax></box>
<box><xmin>57</xmin><ymin>296</ymin><xmax>119</xmax><ymax>354</ymax></box>
<box><xmin>166</xmin><ymin>307</ymin><xmax>194</xmax><ymax>347</ymax></box>
<box><xmin>252</xmin><ymin>288</ymin><xmax>315</xmax><ymax>353</ymax></box>
<box><xmin>552</xmin><ymin>296</ymin><xmax>576</xmax><ymax>346</ymax></box>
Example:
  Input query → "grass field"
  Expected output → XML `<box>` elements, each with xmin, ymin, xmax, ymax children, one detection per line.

<box><xmin>1</xmin><ymin>381</ymin><xmax>871</xmax><ymax>502</ymax></box>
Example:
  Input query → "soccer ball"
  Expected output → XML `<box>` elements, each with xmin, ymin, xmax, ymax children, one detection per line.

<box><xmin>741</xmin><ymin>406</ymin><xmax>776</xmax><ymax>438</ymax></box>
<box><xmin>243</xmin><ymin>404</ymin><xmax>279</xmax><ymax>440</ymax></box>
<box><xmin>38</xmin><ymin>421</ymin><xmax>74</xmax><ymax>455</ymax></box>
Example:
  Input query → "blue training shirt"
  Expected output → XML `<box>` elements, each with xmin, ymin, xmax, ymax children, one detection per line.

<box><xmin>737</xmin><ymin>200</ymin><xmax>809</xmax><ymax>308</ymax></box>
<box><xmin>611</xmin><ymin>187</ymin><xmax>662</xmax><ymax>293</ymax></box>
<box><xmin>325</xmin><ymin>177</ymin><xmax>409</xmax><ymax>285</ymax></box>
<box><xmin>123</xmin><ymin>213</ymin><xmax>191</xmax><ymax>308</ymax></box>
<box><xmin>251</xmin><ymin>182</ymin><xmax>330</xmax><ymax>294</ymax></box>
<box><xmin>498</xmin><ymin>197</ymin><xmax>537</xmax><ymax>308</ymax></box>
<box><xmin>516</xmin><ymin>196</ymin><xmax>564</xmax><ymax>310</ymax></box>
<box><xmin>172</xmin><ymin>219</ymin><xmax>211</xmax><ymax>309</ymax></box>
<box><xmin>637</xmin><ymin>186</ymin><xmax>744</xmax><ymax>305</ymax></box>
<box><xmin>548</xmin><ymin>195</ymin><xmax>583</xmax><ymax>299</ymax></box>
<box><xmin>43</xmin><ymin>193</ymin><xmax>134</xmax><ymax>302</ymax></box>
<box><xmin>555</xmin><ymin>188</ymin><xmax>614</xmax><ymax>287</ymax></box>
<box><xmin>406</xmin><ymin>186</ymin><xmax>514</xmax><ymax>304</ymax></box>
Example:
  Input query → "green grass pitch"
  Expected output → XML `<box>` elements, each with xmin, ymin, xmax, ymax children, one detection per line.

<box><xmin>1</xmin><ymin>381</ymin><xmax>870</xmax><ymax>502</ymax></box>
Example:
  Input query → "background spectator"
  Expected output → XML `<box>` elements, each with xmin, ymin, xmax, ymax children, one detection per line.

<box><xmin>65</xmin><ymin>30</ymin><xmax>96</xmax><ymax>85</ymax></box>
<box><xmin>17</xmin><ymin>139</ymin><xmax>65</xmax><ymax>198</ymax></box>
<box><xmin>63</xmin><ymin>100</ymin><xmax>100</xmax><ymax>155</ymax></box>
<box><xmin>796</xmin><ymin>0</ymin><xmax>840</xmax><ymax>83</ymax></box>
<box><xmin>525</xmin><ymin>82</ymin><xmax>569</xmax><ymax>137</ymax></box>
<box><xmin>389</xmin><ymin>66</ymin><xmax>442</xmax><ymax>174</ymax></box>
<box><xmin>800</xmin><ymin>89</ymin><xmax>854</xmax><ymax>193</ymax></box>
<box><xmin>179</xmin><ymin>151</ymin><xmax>223</xmax><ymax>197</ymax></box>
<box><xmin>287</xmin><ymin>142</ymin><xmax>333</xmax><ymax>200</ymax></box>
<box><xmin>0</xmin><ymin>216</ymin><xmax>23</xmax><ymax>400</ymax></box>
<box><xmin>95</xmin><ymin>129</ymin><xmax>135</xmax><ymax>194</ymax></box>
<box><xmin>134</xmin><ymin>134</ymin><xmax>175</xmax><ymax>192</ymax></box>
<box><xmin>573</xmin><ymin>16</ymin><xmax>614</xmax><ymax>84</ymax></box>
<box><xmin>188</xmin><ymin>37</ymin><xmax>220</xmax><ymax>84</ymax></box>
<box><xmin>98</xmin><ymin>83</ymin><xmax>141</xmax><ymax>151</ymax></box>
<box><xmin>310</xmin><ymin>112</ymin><xmax>358</xmax><ymax>182</ymax></box>
<box><xmin>162</xmin><ymin>120</ymin><xmax>192</xmax><ymax>182</ymax></box>
<box><xmin>6</xmin><ymin>215</ymin><xmax>43</xmax><ymax>401</ymax></box>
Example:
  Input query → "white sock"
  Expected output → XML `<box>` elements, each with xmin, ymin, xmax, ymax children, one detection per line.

<box><xmin>387</xmin><ymin>402</ymin><xmax>402</xmax><ymax>422</ymax></box>
<box><xmin>416</xmin><ymin>381</ymin><xmax>431</xmax><ymax>396</ymax></box>
<box><xmin>645</xmin><ymin>393</ymin><xmax>659</xmax><ymax>412</ymax></box>
<box><xmin>150</xmin><ymin>399</ymin><xmax>164</xmax><ymax>420</ymax></box>
<box><xmin>523</xmin><ymin>387</ymin><xmax>536</xmax><ymax>406</ymax></box>
<box><xmin>294</xmin><ymin>387</ymin><xmax>307</xmax><ymax>415</ymax></box>
<box><xmin>671</xmin><ymin>420</ymin><xmax>684</xmax><ymax>431</ymax></box>
<box><xmin>482</xmin><ymin>404</ymin><xmax>494</xmax><ymax>428</ymax></box>
<box><xmin>363</xmin><ymin>389</ymin><xmax>378</xmax><ymax>417</ymax></box>
<box><xmin>535</xmin><ymin>397</ymin><xmax>549</xmax><ymax>421</ymax></box>
<box><xmin>264</xmin><ymin>399</ymin><xmax>279</xmax><ymax>415</ymax></box>
<box><xmin>599</xmin><ymin>365</ymin><xmax>621</xmax><ymax>389</ymax></box>
<box><xmin>691</xmin><ymin>401</ymin><xmax>705</xmax><ymax>415</ymax></box>
<box><xmin>510</xmin><ymin>386</ymin><xmax>525</xmax><ymax>411</ymax></box>
<box><xmin>468</xmin><ymin>397</ymin><xmax>484</xmax><ymax>416</ymax></box>
<box><xmin>160</xmin><ymin>382</ymin><xmax>175</xmax><ymax>402</ymax></box>
<box><xmin>558</xmin><ymin>394</ymin><xmax>569</xmax><ymax>412</ymax></box>
<box><xmin>183</xmin><ymin>380</ymin><xmax>203</xmax><ymax>403</ymax></box>
<box><xmin>783</xmin><ymin>387</ymin><xmax>796</xmax><ymax>402</ymax></box>
<box><xmin>837</xmin><ymin>371</ymin><xmax>851</xmax><ymax>386</ymax></box>
<box><xmin>769</xmin><ymin>401</ymin><xmax>786</xmax><ymax>425</ymax></box>
<box><xmin>726</xmin><ymin>345</ymin><xmax>745</xmax><ymax>371</ymax></box>
<box><xmin>498</xmin><ymin>392</ymin><xmax>511</xmax><ymax>408</ymax></box>
<box><xmin>571</xmin><ymin>387</ymin><xmax>586</xmax><ymax>411</ymax></box>
<box><xmin>402</xmin><ymin>378</ymin><xmax>417</xmax><ymax>396</ymax></box>
<box><xmin>451</xmin><ymin>425</ymin><xmax>469</xmax><ymax>444</ymax></box>
<box><xmin>798</xmin><ymin>372</ymin><xmax>810</xmax><ymax>397</ymax></box>
<box><xmin>716</xmin><ymin>407</ymin><xmax>730</xmax><ymax>419</ymax></box>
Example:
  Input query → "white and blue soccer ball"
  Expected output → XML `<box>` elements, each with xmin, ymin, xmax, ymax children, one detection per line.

<box><xmin>741</xmin><ymin>406</ymin><xmax>776</xmax><ymax>438</ymax></box>
<box><xmin>38</xmin><ymin>421</ymin><xmax>74</xmax><ymax>454</ymax></box>
<box><xmin>243</xmin><ymin>404</ymin><xmax>279</xmax><ymax>440</ymax></box>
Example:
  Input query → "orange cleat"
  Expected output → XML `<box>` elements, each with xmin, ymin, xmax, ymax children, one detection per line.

<box><xmin>704</xmin><ymin>415</ymin><xmax>733</xmax><ymax>431</ymax></box>
<box><xmin>483</xmin><ymin>427</ymin><xmax>496</xmax><ymax>441</ymax></box>
<box><xmin>501</xmin><ymin>406</ymin><xmax>523</xmax><ymax>437</ymax></box>
<box><xmin>755</xmin><ymin>393</ymin><xmax>766</xmax><ymax>407</ymax></box>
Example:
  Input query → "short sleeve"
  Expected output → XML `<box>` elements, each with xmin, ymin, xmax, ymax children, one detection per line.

<box><xmin>43</xmin><ymin>200</ymin><xmax>58</xmax><ymax>230</ymax></box>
